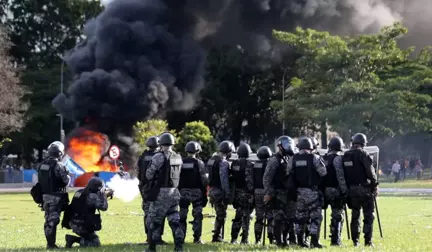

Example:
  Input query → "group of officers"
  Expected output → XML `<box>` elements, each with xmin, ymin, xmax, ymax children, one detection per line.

<box><xmin>34</xmin><ymin>131</ymin><xmax>378</xmax><ymax>251</ymax></box>
<box><xmin>137</xmin><ymin>132</ymin><xmax>379</xmax><ymax>252</ymax></box>
<box><xmin>34</xmin><ymin>141</ymin><xmax>112</xmax><ymax>249</ymax></box>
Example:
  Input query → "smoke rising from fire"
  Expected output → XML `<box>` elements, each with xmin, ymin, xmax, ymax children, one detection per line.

<box><xmin>54</xmin><ymin>0</ymin><xmax>431</xmax><ymax>171</ymax></box>
<box><xmin>53</xmin><ymin>0</ymin><xmax>206</xmax><ymax>169</ymax></box>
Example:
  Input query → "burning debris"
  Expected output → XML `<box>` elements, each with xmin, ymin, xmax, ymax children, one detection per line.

<box><xmin>65</xmin><ymin>128</ymin><xmax>116</xmax><ymax>172</ymax></box>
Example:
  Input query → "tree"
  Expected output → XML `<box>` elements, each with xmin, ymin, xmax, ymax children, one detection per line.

<box><xmin>3</xmin><ymin>0</ymin><xmax>103</xmax><ymax>163</ymax></box>
<box><xmin>176</xmin><ymin>121</ymin><xmax>217</xmax><ymax>160</ymax></box>
<box><xmin>134</xmin><ymin>119</ymin><xmax>177</xmax><ymax>151</ymax></box>
<box><xmin>0</xmin><ymin>26</ymin><xmax>28</xmax><ymax>135</ymax></box>
<box><xmin>273</xmin><ymin>22</ymin><xmax>432</xmax><ymax>143</ymax></box>
<box><xmin>7</xmin><ymin>0</ymin><xmax>103</xmax><ymax>68</ymax></box>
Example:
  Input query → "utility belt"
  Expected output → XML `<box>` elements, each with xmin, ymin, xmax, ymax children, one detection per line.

<box><xmin>298</xmin><ymin>185</ymin><xmax>320</xmax><ymax>191</ymax></box>
<box><xmin>348</xmin><ymin>183</ymin><xmax>373</xmax><ymax>188</ymax></box>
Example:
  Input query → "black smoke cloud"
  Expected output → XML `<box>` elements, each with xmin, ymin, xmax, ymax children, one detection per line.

<box><xmin>53</xmin><ymin>0</ymin><xmax>205</xmax><ymax>170</ymax></box>
<box><xmin>54</xmin><ymin>0</ymin><xmax>431</xmax><ymax>169</ymax></box>
<box><xmin>164</xmin><ymin>0</ymin><xmax>432</xmax><ymax>59</ymax></box>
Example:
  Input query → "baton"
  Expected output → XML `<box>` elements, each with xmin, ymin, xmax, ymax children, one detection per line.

<box><xmin>374</xmin><ymin>197</ymin><xmax>383</xmax><ymax>238</ymax></box>
<box><xmin>324</xmin><ymin>209</ymin><xmax>327</xmax><ymax>239</ymax></box>
<box><xmin>344</xmin><ymin>204</ymin><xmax>350</xmax><ymax>239</ymax></box>
<box><xmin>263</xmin><ymin>204</ymin><xmax>267</xmax><ymax>246</ymax></box>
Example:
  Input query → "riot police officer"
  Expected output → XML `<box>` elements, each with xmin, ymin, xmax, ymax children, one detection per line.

<box><xmin>38</xmin><ymin>141</ymin><xmax>70</xmax><ymax>249</ymax></box>
<box><xmin>137</xmin><ymin>136</ymin><xmax>165</xmax><ymax>244</ymax></box>
<box><xmin>179</xmin><ymin>141</ymin><xmax>208</xmax><ymax>244</ymax></box>
<box><xmin>230</xmin><ymin>143</ymin><xmax>254</xmax><ymax>244</ymax></box>
<box><xmin>323</xmin><ymin>136</ymin><xmax>348</xmax><ymax>246</ymax></box>
<box><xmin>146</xmin><ymin>133</ymin><xmax>184</xmax><ymax>252</ymax></box>
<box><xmin>287</xmin><ymin>136</ymin><xmax>327</xmax><ymax>248</ymax></box>
<box><xmin>65</xmin><ymin>177</ymin><xmax>110</xmax><ymax>248</ymax></box>
<box><xmin>263</xmin><ymin>136</ymin><xmax>296</xmax><ymax>247</ymax></box>
<box><xmin>342</xmin><ymin>133</ymin><xmax>378</xmax><ymax>247</ymax></box>
<box><xmin>207</xmin><ymin>140</ymin><xmax>235</xmax><ymax>242</ymax></box>
<box><xmin>252</xmin><ymin>146</ymin><xmax>274</xmax><ymax>244</ymax></box>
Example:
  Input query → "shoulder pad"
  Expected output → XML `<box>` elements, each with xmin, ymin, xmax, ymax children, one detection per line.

<box><xmin>39</xmin><ymin>164</ymin><xmax>51</xmax><ymax>171</ymax></box>
<box><xmin>254</xmin><ymin>162</ymin><xmax>263</xmax><ymax>168</ymax></box>
<box><xmin>207</xmin><ymin>159</ymin><xmax>215</xmax><ymax>166</ymax></box>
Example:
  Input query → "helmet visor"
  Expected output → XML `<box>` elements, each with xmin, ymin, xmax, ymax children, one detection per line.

<box><xmin>280</xmin><ymin>139</ymin><xmax>292</xmax><ymax>151</ymax></box>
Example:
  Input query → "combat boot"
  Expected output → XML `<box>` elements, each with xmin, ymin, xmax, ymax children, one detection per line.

<box><xmin>46</xmin><ymin>245</ymin><xmax>59</xmax><ymax>250</ymax></box>
<box><xmin>174</xmin><ymin>243</ymin><xmax>183</xmax><ymax>252</ymax></box>
<box><xmin>310</xmin><ymin>234</ymin><xmax>323</xmax><ymax>249</ymax></box>
<box><xmin>46</xmin><ymin>232</ymin><xmax>58</xmax><ymax>249</ymax></box>
<box><xmin>193</xmin><ymin>237</ymin><xmax>204</xmax><ymax>244</ymax></box>
<box><xmin>255</xmin><ymin>233</ymin><xmax>262</xmax><ymax>244</ymax></box>
<box><xmin>65</xmin><ymin>234</ymin><xmax>80</xmax><ymax>248</ymax></box>
<box><xmin>365</xmin><ymin>238</ymin><xmax>374</xmax><ymax>247</ymax></box>
<box><xmin>212</xmin><ymin>235</ymin><xmax>223</xmax><ymax>243</ymax></box>
<box><xmin>282</xmin><ymin>230</ymin><xmax>288</xmax><ymax>247</ymax></box>
<box><xmin>288</xmin><ymin>231</ymin><xmax>297</xmax><ymax>245</ymax></box>
<box><xmin>240</xmin><ymin>235</ymin><xmax>249</xmax><ymax>245</ymax></box>
<box><xmin>267</xmin><ymin>232</ymin><xmax>274</xmax><ymax>244</ymax></box>
<box><xmin>297</xmin><ymin>233</ymin><xmax>309</xmax><ymax>248</ymax></box>
<box><xmin>146</xmin><ymin>243</ymin><xmax>156</xmax><ymax>252</ymax></box>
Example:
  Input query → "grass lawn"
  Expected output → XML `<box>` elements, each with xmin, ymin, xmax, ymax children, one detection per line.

<box><xmin>379</xmin><ymin>174</ymin><xmax>432</xmax><ymax>188</ymax></box>
<box><xmin>1</xmin><ymin>193</ymin><xmax>432</xmax><ymax>251</ymax></box>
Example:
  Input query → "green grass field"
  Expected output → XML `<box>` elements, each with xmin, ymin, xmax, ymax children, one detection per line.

<box><xmin>379</xmin><ymin>174</ymin><xmax>432</xmax><ymax>188</ymax></box>
<box><xmin>1</xmin><ymin>193</ymin><xmax>432</xmax><ymax>252</ymax></box>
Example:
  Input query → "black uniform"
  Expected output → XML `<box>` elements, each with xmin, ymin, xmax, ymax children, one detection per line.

<box><xmin>38</xmin><ymin>157</ymin><xmax>70</xmax><ymax>249</ymax></box>
<box><xmin>343</xmin><ymin>147</ymin><xmax>378</xmax><ymax>246</ymax></box>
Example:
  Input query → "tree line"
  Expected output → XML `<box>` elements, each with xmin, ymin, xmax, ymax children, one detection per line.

<box><xmin>0</xmin><ymin>1</ymin><xmax>430</xmax><ymax>166</ymax></box>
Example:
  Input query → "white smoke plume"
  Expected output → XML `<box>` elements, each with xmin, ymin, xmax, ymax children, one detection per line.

<box><xmin>105</xmin><ymin>174</ymin><xmax>140</xmax><ymax>203</ymax></box>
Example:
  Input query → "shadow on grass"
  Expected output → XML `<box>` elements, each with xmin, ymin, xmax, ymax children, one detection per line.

<box><xmin>4</xmin><ymin>242</ymin><xmax>280</xmax><ymax>252</ymax></box>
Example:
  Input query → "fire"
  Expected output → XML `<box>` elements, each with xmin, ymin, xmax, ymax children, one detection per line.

<box><xmin>66</xmin><ymin>129</ymin><xmax>117</xmax><ymax>172</ymax></box>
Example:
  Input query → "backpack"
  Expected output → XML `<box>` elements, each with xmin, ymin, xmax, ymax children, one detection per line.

<box><xmin>30</xmin><ymin>182</ymin><xmax>43</xmax><ymax>205</ymax></box>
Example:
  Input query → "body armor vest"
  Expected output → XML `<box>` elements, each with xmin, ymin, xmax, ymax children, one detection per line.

<box><xmin>273</xmin><ymin>153</ymin><xmax>288</xmax><ymax>189</ymax></box>
<box><xmin>253</xmin><ymin>160</ymin><xmax>267</xmax><ymax>189</ymax></box>
<box><xmin>323</xmin><ymin>153</ymin><xmax>339</xmax><ymax>188</ymax></box>
<box><xmin>293</xmin><ymin>153</ymin><xmax>320</xmax><ymax>188</ymax></box>
<box><xmin>138</xmin><ymin>150</ymin><xmax>156</xmax><ymax>183</ymax></box>
<box><xmin>38</xmin><ymin>158</ymin><xmax>66</xmax><ymax>194</ymax></box>
<box><xmin>342</xmin><ymin>149</ymin><xmax>368</xmax><ymax>186</ymax></box>
<box><xmin>231</xmin><ymin>159</ymin><xmax>248</xmax><ymax>190</ymax></box>
<box><xmin>179</xmin><ymin>157</ymin><xmax>202</xmax><ymax>189</ymax></box>
<box><xmin>157</xmin><ymin>152</ymin><xmax>182</xmax><ymax>188</ymax></box>
<box><xmin>70</xmin><ymin>189</ymin><xmax>95</xmax><ymax>221</ymax></box>
<box><xmin>207</xmin><ymin>156</ymin><xmax>222</xmax><ymax>188</ymax></box>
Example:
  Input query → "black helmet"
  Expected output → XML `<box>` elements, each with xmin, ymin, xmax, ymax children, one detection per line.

<box><xmin>277</xmin><ymin>135</ymin><xmax>295</xmax><ymax>156</ymax></box>
<box><xmin>87</xmin><ymin>177</ymin><xmax>104</xmax><ymax>193</ymax></box>
<box><xmin>328</xmin><ymin>136</ymin><xmax>344</xmax><ymax>151</ymax></box>
<box><xmin>237</xmin><ymin>143</ymin><xmax>252</xmax><ymax>158</ymax></box>
<box><xmin>185</xmin><ymin>141</ymin><xmax>201</xmax><ymax>153</ymax></box>
<box><xmin>351</xmin><ymin>133</ymin><xmax>368</xmax><ymax>146</ymax></box>
<box><xmin>48</xmin><ymin>145</ymin><xmax>63</xmax><ymax>158</ymax></box>
<box><xmin>257</xmin><ymin>146</ymin><xmax>272</xmax><ymax>160</ymax></box>
<box><xmin>297</xmin><ymin>136</ymin><xmax>313</xmax><ymax>150</ymax></box>
<box><xmin>310</xmin><ymin>137</ymin><xmax>319</xmax><ymax>149</ymax></box>
<box><xmin>159</xmin><ymin>132</ymin><xmax>175</xmax><ymax>146</ymax></box>
<box><xmin>218</xmin><ymin>140</ymin><xmax>235</xmax><ymax>154</ymax></box>
<box><xmin>146</xmin><ymin>136</ymin><xmax>159</xmax><ymax>149</ymax></box>
<box><xmin>351</xmin><ymin>133</ymin><xmax>367</xmax><ymax>145</ymax></box>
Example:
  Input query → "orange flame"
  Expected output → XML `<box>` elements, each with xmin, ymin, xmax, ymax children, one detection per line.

<box><xmin>66</xmin><ymin>129</ymin><xmax>117</xmax><ymax>172</ymax></box>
